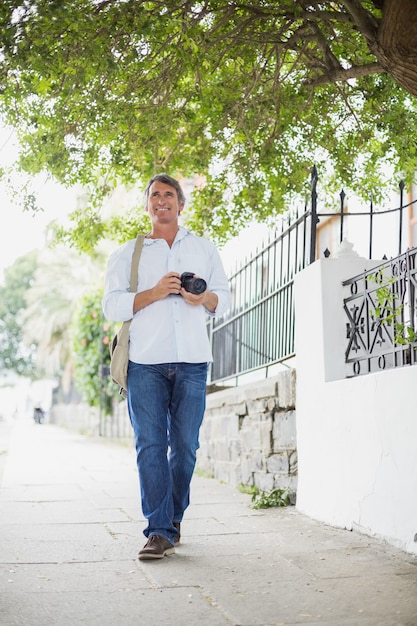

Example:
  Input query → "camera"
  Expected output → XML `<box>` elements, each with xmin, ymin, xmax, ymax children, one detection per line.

<box><xmin>180</xmin><ymin>272</ymin><xmax>207</xmax><ymax>295</ymax></box>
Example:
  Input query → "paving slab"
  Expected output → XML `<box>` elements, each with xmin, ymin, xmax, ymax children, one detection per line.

<box><xmin>0</xmin><ymin>418</ymin><xmax>416</xmax><ymax>626</ymax></box>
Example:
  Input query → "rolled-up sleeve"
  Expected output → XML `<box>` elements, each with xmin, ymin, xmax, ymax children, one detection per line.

<box><xmin>102</xmin><ymin>240</ymin><xmax>137</xmax><ymax>322</ymax></box>
<box><xmin>206</xmin><ymin>245</ymin><xmax>231</xmax><ymax>317</ymax></box>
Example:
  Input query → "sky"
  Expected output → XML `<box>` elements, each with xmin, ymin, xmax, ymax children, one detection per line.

<box><xmin>0</xmin><ymin>124</ymin><xmax>77</xmax><ymax>282</ymax></box>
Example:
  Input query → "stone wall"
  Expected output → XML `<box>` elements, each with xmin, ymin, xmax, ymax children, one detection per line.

<box><xmin>197</xmin><ymin>369</ymin><xmax>297</xmax><ymax>498</ymax></box>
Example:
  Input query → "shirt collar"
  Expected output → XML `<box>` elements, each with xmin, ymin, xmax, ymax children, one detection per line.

<box><xmin>143</xmin><ymin>226</ymin><xmax>189</xmax><ymax>246</ymax></box>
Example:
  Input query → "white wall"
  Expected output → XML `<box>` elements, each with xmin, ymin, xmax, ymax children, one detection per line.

<box><xmin>295</xmin><ymin>242</ymin><xmax>417</xmax><ymax>555</ymax></box>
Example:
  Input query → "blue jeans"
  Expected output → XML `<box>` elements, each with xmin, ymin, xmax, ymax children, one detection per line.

<box><xmin>127</xmin><ymin>361</ymin><xmax>208</xmax><ymax>544</ymax></box>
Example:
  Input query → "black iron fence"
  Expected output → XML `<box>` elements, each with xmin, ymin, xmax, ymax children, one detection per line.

<box><xmin>208</xmin><ymin>167</ymin><xmax>417</xmax><ymax>384</ymax></box>
<box><xmin>208</xmin><ymin>206</ymin><xmax>308</xmax><ymax>383</ymax></box>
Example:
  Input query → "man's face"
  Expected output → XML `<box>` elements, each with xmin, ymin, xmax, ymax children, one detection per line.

<box><xmin>146</xmin><ymin>181</ymin><xmax>184</xmax><ymax>225</ymax></box>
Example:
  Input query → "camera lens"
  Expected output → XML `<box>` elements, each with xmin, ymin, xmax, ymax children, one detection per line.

<box><xmin>181</xmin><ymin>272</ymin><xmax>207</xmax><ymax>294</ymax></box>
<box><xmin>190</xmin><ymin>278</ymin><xmax>206</xmax><ymax>294</ymax></box>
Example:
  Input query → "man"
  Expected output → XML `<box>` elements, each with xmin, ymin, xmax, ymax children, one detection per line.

<box><xmin>102</xmin><ymin>173</ymin><xmax>231</xmax><ymax>560</ymax></box>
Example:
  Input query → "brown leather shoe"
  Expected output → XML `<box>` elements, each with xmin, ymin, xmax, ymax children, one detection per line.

<box><xmin>138</xmin><ymin>535</ymin><xmax>175</xmax><ymax>560</ymax></box>
<box><xmin>173</xmin><ymin>522</ymin><xmax>181</xmax><ymax>544</ymax></box>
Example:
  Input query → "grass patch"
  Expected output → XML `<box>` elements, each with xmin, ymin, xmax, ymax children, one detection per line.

<box><xmin>239</xmin><ymin>484</ymin><xmax>291</xmax><ymax>509</ymax></box>
<box><xmin>194</xmin><ymin>467</ymin><xmax>215</xmax><ymax>479</ymax></box>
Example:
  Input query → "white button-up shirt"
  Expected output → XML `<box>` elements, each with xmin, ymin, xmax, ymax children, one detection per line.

<box><xmin>102</xmin><ymin>226</ymin><xmax>231</xmax><ymax>364</ymax></box>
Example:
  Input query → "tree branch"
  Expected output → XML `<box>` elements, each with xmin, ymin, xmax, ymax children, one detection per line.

<box><xmin>339</xmin><ymin>0</ymin><xmax>380</xmax><ymax>43</ymax></box>
<box><xmin>306</xmin><ymin>61</ymin><xmax>384</xmax><ymax>87</ymax></box>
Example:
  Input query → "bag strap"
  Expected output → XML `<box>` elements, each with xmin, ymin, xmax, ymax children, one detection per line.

<box><xmin>121</xmin><ymin>234</ymin><xmax>145</xmax><ymax>330</ymax></box>
<box><xmin>129</xmin><ymin>234</ymin><xmax>145</xmax><ymax>292</ymax></box>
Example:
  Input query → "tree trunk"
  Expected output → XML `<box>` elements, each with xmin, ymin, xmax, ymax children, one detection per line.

<box><xmin>376</xmin><ymin>0</ymin><xmax>417</xmax><ymax>97</ymax></box>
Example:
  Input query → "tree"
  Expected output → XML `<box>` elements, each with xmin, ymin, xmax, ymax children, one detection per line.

<box><xmin>0</xmin><ymin>252</ymin><xmax>37</xmax><ymax>378</ymax></box>
<box><xmin>0</xmin><ymin>252</ymin><xmax>39</xmax><ymax>377</ymax></box>
<box><xmin>20</xmin><ymin>244</ymin><xmax>109</xmax><ymax>388</ymax></box>
<box><xmin>0</xmin><ymin>0</ymin><xmax>416</xmax><ymax>246</ymax></box>
<box><xmin>71</xmin><ymin>290</ymin><xmax>118</xmax><ymax>414</ymax></box>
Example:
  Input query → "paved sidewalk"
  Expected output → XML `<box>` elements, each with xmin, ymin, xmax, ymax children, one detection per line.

<box><xmin>0</xmin><ymin>418</ymin><xmax>416</xmax><ymax>626</ymax></box>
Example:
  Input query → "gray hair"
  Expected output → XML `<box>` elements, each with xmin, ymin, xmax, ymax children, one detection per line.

<box><xmin>144</xmin><ymin>173</ymin><xmax>186</xmax><ymax>206</ymax></box>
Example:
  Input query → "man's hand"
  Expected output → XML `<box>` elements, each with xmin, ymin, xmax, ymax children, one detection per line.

<box><xmin>181</xmin><ymin>286</ymin><xmax>218</xmax><ymax>313</ymax></box>
<box><xmin>180</xmin><ymin>287</ymin><xmax>206</xmax><ymax>306</ymax></box>
<box><xmin>154</xmin><ymin>272</ymin><xmax>182</xmax><ymax>298</ymax></box>
<box><xmin>133</xmin><ymin>272</ymin><xmax>181</xmax><ymax>313</ymax></box>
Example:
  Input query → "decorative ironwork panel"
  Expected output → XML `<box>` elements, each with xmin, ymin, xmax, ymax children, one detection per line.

<box><xmin>343</xmin><ymin>249</ymin><xmax>417</xmax><ymax>377</ymax></box>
